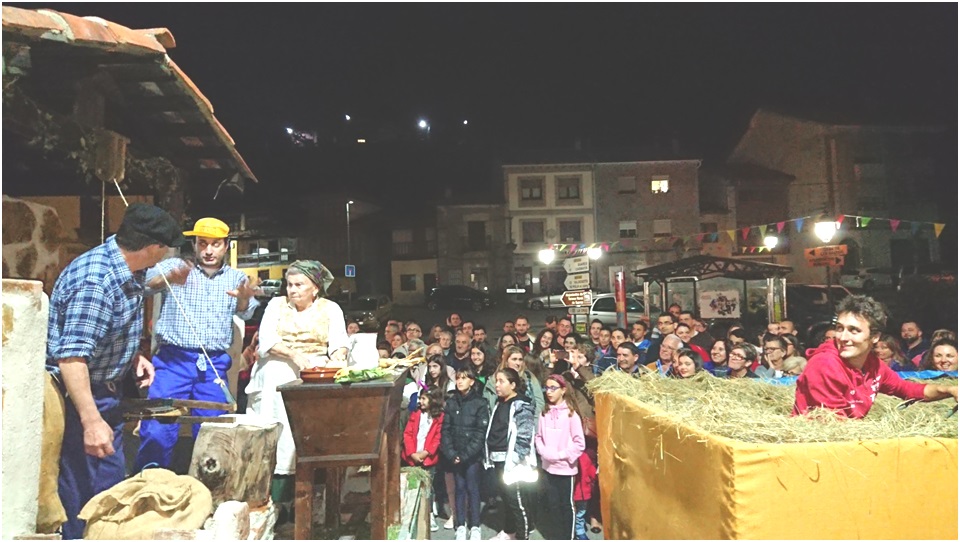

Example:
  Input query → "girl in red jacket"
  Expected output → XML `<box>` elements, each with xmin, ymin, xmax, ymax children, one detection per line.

<box><xmin>402</xmin><ymin>386</ymin><xmax>446</xmax><ymax>531</ymax></box>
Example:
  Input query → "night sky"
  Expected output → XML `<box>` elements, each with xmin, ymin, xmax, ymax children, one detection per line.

<box><xmin>14</xmin><ymin>3</ymin><xmax>957</xmax><ymax>203</ymax></box>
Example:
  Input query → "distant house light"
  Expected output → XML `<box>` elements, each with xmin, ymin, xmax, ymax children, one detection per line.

<box><xmin>285</xmin><ymin>127</ymin><xmax>294</xmax><ymax>134</ymax></box>
<box><xmin>357</xmin><ymin>138</ymin><xmax>367</xmax><ymax>144</ymax></box>
<box><xmin>651</xmin><ymin>176</ymin><xmax>670</xmax><ymax>194</ymax></box>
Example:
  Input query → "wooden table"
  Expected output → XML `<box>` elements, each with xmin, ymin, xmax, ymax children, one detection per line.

<box><xmin>278</xmin><ymin>370</ymin><xmax>406</xmax><ymax>539</ymax></box>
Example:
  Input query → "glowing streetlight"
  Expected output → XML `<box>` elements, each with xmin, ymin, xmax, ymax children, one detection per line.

<box><xmin>285</xmin><ymin>127</ymin><xmax>294</xmax><ymax>134</ymax></box>
<box><xmin>763</xmin><ymin>235</ymin><xmax>779</xmax><ymax>250</ymax></box>
<box><xmin>463</xmin><ymin>119</ymin><xmax>469</xmax><ymax>125</ymax></box>
<box><xmin>814</xmin><ymin>219</ymin><xmax>839</xmax><ymax>244</ymax></box>
<box><xmin>345</xmin><ymin>114</ymin><xmax>351</xmax><ymax>121</ymax></box>
<box><xmin>418</xmin><ymin>119</ymin><xmax>429</xmax><ymax>129</ymax></box>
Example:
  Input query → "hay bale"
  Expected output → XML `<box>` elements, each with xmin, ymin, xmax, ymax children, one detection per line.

<box><xmin>587</xmin><ymin>371</ymin><xmax>957</xmax><ymax>443</ymax></box>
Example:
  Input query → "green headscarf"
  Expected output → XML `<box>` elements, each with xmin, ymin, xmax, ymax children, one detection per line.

<box><xmin>287</xmin><ymin>260</ymin><xmax>334</xmax><ymax>295</ymax></box>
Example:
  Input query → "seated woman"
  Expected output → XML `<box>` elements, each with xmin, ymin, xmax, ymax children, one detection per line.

<box><xmin>781</xmin><ymin>355</ymin><xmax>807</xmax><ymax>376</ymax></box>
<box><xmin>704</xmin><ymin>339</ymin><xmax>730</xmax><ymax>376</ymax></box>
<box><xmin>726</xmin><ymin>343</ymin><xmax>760</xmax><ymax>379</ymax></box>
<box><xmin>673</xmin><ymin>348</ymin><xmax>704</xmax><ymax>378</ymax></box>
<box><xmin>246</xmin><ymin>260</ymin><xmax>348</xmax><ymax>518</ymax></box>
<box><xmin>920</xmin><ymin>338</ymin><xmax>958</xmax><ymax>373</ymax></box>
<box><xmin>874</xmin><ymin>334</ymin><xmax>913</xmax><ymax>371</ymax></box>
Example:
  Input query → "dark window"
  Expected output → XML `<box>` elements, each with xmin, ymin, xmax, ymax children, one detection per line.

<box><xmin>423</xmin><ymin>273</ymin><xmax>437</xmax><ymax>289</ymax></box>
<box><xmin>593</xmin><ymin>297</ymin><xmax>616</xmax><ymax>312</ymax></box>
<box><xmin>521</xmin><ymin>221</ymin><xmax>545</xmax><ymax>244</ymax></box>
<box><xmin>559</xmin><ymin>220</ymin><xmax>582</xmax><ymax>242</ymax></box>
<box><xmin>519</xmin><ymin>177</ymin><xmax>544</xmax><ymax>204</ymax></box>
<box><xmin>400</xmin><ymin>274</ymin><xmax>417</xmax><ymax>291</ymax></box>
<box><xmin>556</xmin><ymin>176</ymin><xmax>582</xmax><ymax>203</ymax></box>
<box><xmin>467</xmin><ymin>221</ymin><xmax>487</xmax><ymax>250</ymax></box>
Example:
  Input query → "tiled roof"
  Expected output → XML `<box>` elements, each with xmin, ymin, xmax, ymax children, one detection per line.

<box><xmin>2</xmin><ymin>6</ymin><xmax>258</xmax><ymax>182</ymax></box>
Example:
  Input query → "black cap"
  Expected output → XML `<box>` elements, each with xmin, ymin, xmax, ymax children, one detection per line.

<box><xmin>121</xmin><ymin>203</ymin><xmax>188</xmax><ymax>247</ymax></box>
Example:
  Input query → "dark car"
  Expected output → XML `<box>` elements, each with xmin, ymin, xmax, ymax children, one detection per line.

<box><xmin>426</xmin><ymin>285</ymin><xmax>495</xmax><ymax>312</ymax></box>
<box><xmin>784</xmin><ymin>284</ymin><xmax>852</xmax><ymax>340</ymax></box>
<box><xmin>343</xmin><ymin>294</ymin><xmax>393</xmax><ymax>331</ymax></box>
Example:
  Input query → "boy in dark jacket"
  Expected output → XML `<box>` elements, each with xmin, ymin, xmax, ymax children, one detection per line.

<box><xmin>441</xmin><ymin>368</ymin><xmax>490</xmax><ymax>540</ymax></box>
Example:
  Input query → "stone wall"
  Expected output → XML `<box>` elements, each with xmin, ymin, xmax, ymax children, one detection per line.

<box><xmin>2</xmin><ymin>196</ymin><xmax>64</xmax><ymax>294</ymax></box>
<box><xmin>1</xmin><ymin>279</ymin><xmax>48</xmax><ymax>538</ymax></box>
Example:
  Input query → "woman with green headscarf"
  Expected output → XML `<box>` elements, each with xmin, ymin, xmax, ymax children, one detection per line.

<box><xmin>245</xmin><ymin>260</ymin><xmax>348</xmax><ymax>521</ymax></box>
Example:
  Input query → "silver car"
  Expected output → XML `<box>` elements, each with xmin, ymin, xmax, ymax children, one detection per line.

<box><xmin>585</xmin><ymin>293</ymin><xmax>659</xmax><ymax>327</ymax></box>
<box><xmin>257</xmin><ymin>279</ymin><xmax>283</xmax><ymax>298</ymax></box>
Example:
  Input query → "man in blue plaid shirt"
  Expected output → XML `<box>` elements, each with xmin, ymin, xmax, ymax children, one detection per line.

<box><xmin>46</xmin><ymin>203</ymin><xmax>188</xmax><ymax>539</ymax></box>
<box><xmin>134</xmin><ymin>217</ymin><xmax>261</xmax><ymax>472</ymax></box>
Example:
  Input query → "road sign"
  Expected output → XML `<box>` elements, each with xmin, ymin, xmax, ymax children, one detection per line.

<box><xmin>345</xmin><ymin>264</ymin><xmax>356</xmax><ymax>277</ymax></box>
<box><xmin>567</xmin><ymin>306</ymin><xmax>590</xmax><ymax>315</ymax></box>
<box><xmin>564</xmin><ymin>272</ymin><xmax>590</xmax><ymax>290</ymax></box>
<box><xmin>804</xmin><ymin>245</ymin><xmax>848</xmax><ymax>259</ymax></box>
<box><xmin>806</xmin><ymin>256</ymin><xmax>844</xmax><ymax>268</ymax></box>
<box><xmin>563</xmin><ymin>256</ymin><xmax>590</xmax><ymax>274</ymax></box>
<box><xmin>561</xmin><ymin>289</ymin><xmax>593</xmax><ymax>307</ymax></box>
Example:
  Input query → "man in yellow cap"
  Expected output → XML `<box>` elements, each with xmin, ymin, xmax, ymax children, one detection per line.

<box><xmin>135</xmin><ymin>217</ymin><xmax>261</xmax><ymax>471</ymax></box>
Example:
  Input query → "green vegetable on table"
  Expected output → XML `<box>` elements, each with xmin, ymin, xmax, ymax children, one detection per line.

<box><xmin>334</xmin><ymin>367</ymin><xmax>390</xmax><ymax>383</ymax></box>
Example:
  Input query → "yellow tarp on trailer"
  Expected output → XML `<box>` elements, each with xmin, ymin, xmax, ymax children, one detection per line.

<box><xmin>596</xmin><ymin>392</ymin><xmax>958</xmax><ymax>540</ymax></box>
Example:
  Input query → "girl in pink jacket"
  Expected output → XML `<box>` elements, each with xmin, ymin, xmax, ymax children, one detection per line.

<box><xmin>535</xmin><ymin>375</ymin><xmax>585</xmax><ymax>540</ymax></box>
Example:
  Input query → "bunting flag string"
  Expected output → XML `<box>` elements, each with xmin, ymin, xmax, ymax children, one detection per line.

<box><xmin>545</xmin><ymin>214</ymin><xmax>948</xmax><ymax>255</ymax></box>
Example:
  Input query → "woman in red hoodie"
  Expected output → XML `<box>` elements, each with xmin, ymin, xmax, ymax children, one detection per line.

<box><xmin>535</xmin><ymin>375</ymin><xmax>586</xmax><ymax>540</ymax></box>
<box><xmin>402</xmin><ymin>386</ymin><xmax>446</xmax><ymax>531</ymax></box>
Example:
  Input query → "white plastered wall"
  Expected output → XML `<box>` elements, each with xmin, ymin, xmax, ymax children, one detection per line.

<box><xmin>1</xmin><ymin>279</ymin><xmax>48</xmax><ymax>538</ymax></box>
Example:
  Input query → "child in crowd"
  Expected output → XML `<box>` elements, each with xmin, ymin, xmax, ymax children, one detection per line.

<box><xmin>485</xmin><ymin>368</ymin><xmax>538</xmax><ymax>541</ymax></box>
<box><xmin>441</xmin><ymin>368</ymin><xmax>490</xmax><ymax>541</ymax></box>
<box><xmin>402</xmin><ymin>387</ymin><xmax>446</xmax><ymax>531</ymax></box>
<box><xmin>535</xmin><ymin>375</ymin><xmax>585</xmax><ymax>540</ymax></box>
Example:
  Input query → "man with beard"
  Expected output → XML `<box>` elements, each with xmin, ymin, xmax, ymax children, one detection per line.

<box><xmin>514</xmin><ymin>315</ymin><xmax>535</xmax><ymax>353</ymax></box>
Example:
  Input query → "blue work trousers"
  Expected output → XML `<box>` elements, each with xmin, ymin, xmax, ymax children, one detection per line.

<box><xmin>135</xmin><ymin>345</ymin><xmax>231</xmax><ymax>471</ymax></box>
<box><xmin>59</xmin><ymin>383</ymin><xmax>126</xmax><ymax>540</ymax></box>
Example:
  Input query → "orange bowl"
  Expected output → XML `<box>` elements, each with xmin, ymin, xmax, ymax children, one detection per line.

<box><xmin>300</xmin><ymin>367</ymin><xmax>339</xmax><ymax>383</ymax></box>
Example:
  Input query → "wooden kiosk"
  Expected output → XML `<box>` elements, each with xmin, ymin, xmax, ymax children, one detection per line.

<box><xmin>278</xmin><ymin>370</ymin><xmax>406</xmax><ymax>539</ymax></box>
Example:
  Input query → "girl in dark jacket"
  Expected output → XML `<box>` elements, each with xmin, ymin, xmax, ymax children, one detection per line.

<box><xmin>441</xmin><ymin>368</ymin><xmax>490</xmax><ymax>540</ymax></box>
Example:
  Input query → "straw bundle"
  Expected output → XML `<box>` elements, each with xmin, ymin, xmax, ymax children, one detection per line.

<box><xmin>588</xmin><ymin>371</ymin><xmax>958</xmax><ymax>444</ymax></box>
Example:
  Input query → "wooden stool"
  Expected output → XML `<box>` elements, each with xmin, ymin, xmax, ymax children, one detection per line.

<box><xmin>278</xmin><ymin>371</ymin><xmax>405</xmax><ymax>539</ymax></box>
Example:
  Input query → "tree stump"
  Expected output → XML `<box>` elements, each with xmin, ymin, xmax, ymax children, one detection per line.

<box><xmin>188</xmin><ymin>414</ymin><xmax>281</xmax><ymax>509</ymax></box>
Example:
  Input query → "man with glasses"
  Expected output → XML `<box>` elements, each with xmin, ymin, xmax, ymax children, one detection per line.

<box><xmin>644</xmin><ymin>313</ymin><xmax>678</xmax><ymax>364</ymax></box>
<box><xmin>756</xmin><ymin>336</ymin><xmax>787</xmax><ymax>379</ymax></box>
<box><xmin>646</xmin><ymin>334</ymin><xmax>682</xmax><ymax>376</ymax></box>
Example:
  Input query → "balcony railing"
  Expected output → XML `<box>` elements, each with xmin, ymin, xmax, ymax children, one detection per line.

<box><xmin>392</xmin><ymin>240</ymin><xmax>438</xmax><ymax>259</ymax></box>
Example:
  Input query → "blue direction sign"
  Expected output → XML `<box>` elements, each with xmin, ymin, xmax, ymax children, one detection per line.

<box><xmin>345</xmin><ymin>264</ymin><xmax>356</xmax><ymax>278</ymax></box>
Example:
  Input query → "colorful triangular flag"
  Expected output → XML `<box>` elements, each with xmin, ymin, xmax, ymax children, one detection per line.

<box><xmin>935</xmin><ymin>223</ymin><xmax>945</xmax><ymax>238</ymax></box>
<box><xmin>890</xmin><ymin>219</ymin><xmax>901</xmax><ymax>232</ymax></box>
<box><xmin>776</xmin><ymin>221</ymin><xmax>785</xmax><ymax>233</ymax></box>
<box><xmin>759</xmin><ymin>225</ymin><xmax>768</xmax><ymax>238</ymax></box>
<box><xmin>795</xmin><ymin>218</ymin><xmax>805</xmax><ymax>232</ymax></box>
<box><xmin>726</xmin><ymin>230</ymin><xmax>736</xmax><ymax>242</ymax></box>
<box><xmin>861</xmin><ymin>217</ymin><xmax>872</xmax><ymax>228</ymax></box>
<box><xmin>741</xmin><ymin>227</ymin><xmax>750</xmax><ymax>240</ymax></box>
<box><xmin>910</xmin><ymin>222</ymin><xmax>920</xmax><ymax>235</ymax></box>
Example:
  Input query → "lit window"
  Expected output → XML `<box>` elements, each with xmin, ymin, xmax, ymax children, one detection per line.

<box><xmin>619</xmin><ymin>220</ymin><xmax>638</xmax><ymax>238</ymax></box>
<box><xmin>519</xmin><ymin>177</ymin><xmax>544</xmax><ymax>204</ymax></box>
<box><xmin>651</xmin><ymin>176</ymin><xmax>670</xmax><ymax>194</ymax></box>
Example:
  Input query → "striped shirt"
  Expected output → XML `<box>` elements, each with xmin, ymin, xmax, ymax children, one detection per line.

<box><xmin>148</xmin><ymin>259</ymin><xmax>259</xmax><ymax>352</ymax></box>
<box><xmin>46</xmin><ymin>236</ymin><xmax>145</xmax><ymax>384</ymax></box>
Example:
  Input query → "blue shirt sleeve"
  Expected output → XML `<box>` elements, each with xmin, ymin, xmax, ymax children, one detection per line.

<box><xmin>51</xmin><ymin>281</ymin><xmax>113</xmax><ymax>361</ymax></box>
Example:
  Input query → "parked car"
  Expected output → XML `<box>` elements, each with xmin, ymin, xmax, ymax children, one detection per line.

<box><xmin>897</xmin><ymin>262</ymin><xmax>957</xmax><ymax>292</ymax></box>
<box><xmin>784</xmin><ymin>284</ymin><xmax>853</xmax><ymax>340</ymax></box>
<box><xmin>527</xmin><ymin>288</ymin><xmax>603</xmax><ymax>310</ymax></box>
<box><xmin>840</xmin><ymin>267</ymin><xmax>894</xmax><ymax>291</ymax></box>
<box><xmin>580</xmin><ymin>293</ymin><xmax>659</xmax><ymax>327</ymax></box>
<box><xmin>426</xmin><ymin>285</ymin><xmax>495</xmax><ymax>312</ymax></box>
<box><xmin>343</xmin><ymin>294</ymin><xmax>393</xmax><ymax>330</ymax></box>
<box><xmin>257</xmin><ymin>279</ymin><xmax>283</xmax><ymax>298</ymax></box>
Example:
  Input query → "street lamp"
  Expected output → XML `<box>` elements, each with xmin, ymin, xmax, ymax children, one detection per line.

<box><xmin>763</xmin><ymin>235</ymin><xmax>779</xmax><ymax>250</ymax></box>
<box><xmin>814</xmin><ymin>215</ymin><xmax>840</xmax><ymax>309</ymax></box>
<box><xmin>587</xmin><ymin>246</ymin><xmax>602</xmax><ymax>289</ymax></box>
<box><xmin>539</xmin><ymin>248</ymin><xmax>556</xmax><ymax>308</ymax></box>
<box><xmin>346</xmin><ymin>200</ymin><xmax>354</xmax><ymax>304</ymax></box>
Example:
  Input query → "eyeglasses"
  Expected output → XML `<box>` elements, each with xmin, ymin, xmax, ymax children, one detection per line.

<box><xmin>544</xmin><ymin>386</ymin><xmax>562</xmax><ymax>392</ymax></box>
<box><xmin>729</xmin><ymin>353</ymin><xmax>745</xmax><ymax>359</ymax></box>
<box><xmin>407</xmin><ymin>328</ymin><xmax>422</xmax><ymax>333</ymax></box>
<box><xmin>763</xmin><ymin>347</ymin><xmax>782</xmax><ymax>353</ymax></box>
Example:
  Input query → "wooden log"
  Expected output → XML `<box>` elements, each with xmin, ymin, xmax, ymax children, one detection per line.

<box><xmin>188</xmin><ymin>415</ymin><xmax>281</xmax><ymax>509</ymax></box>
